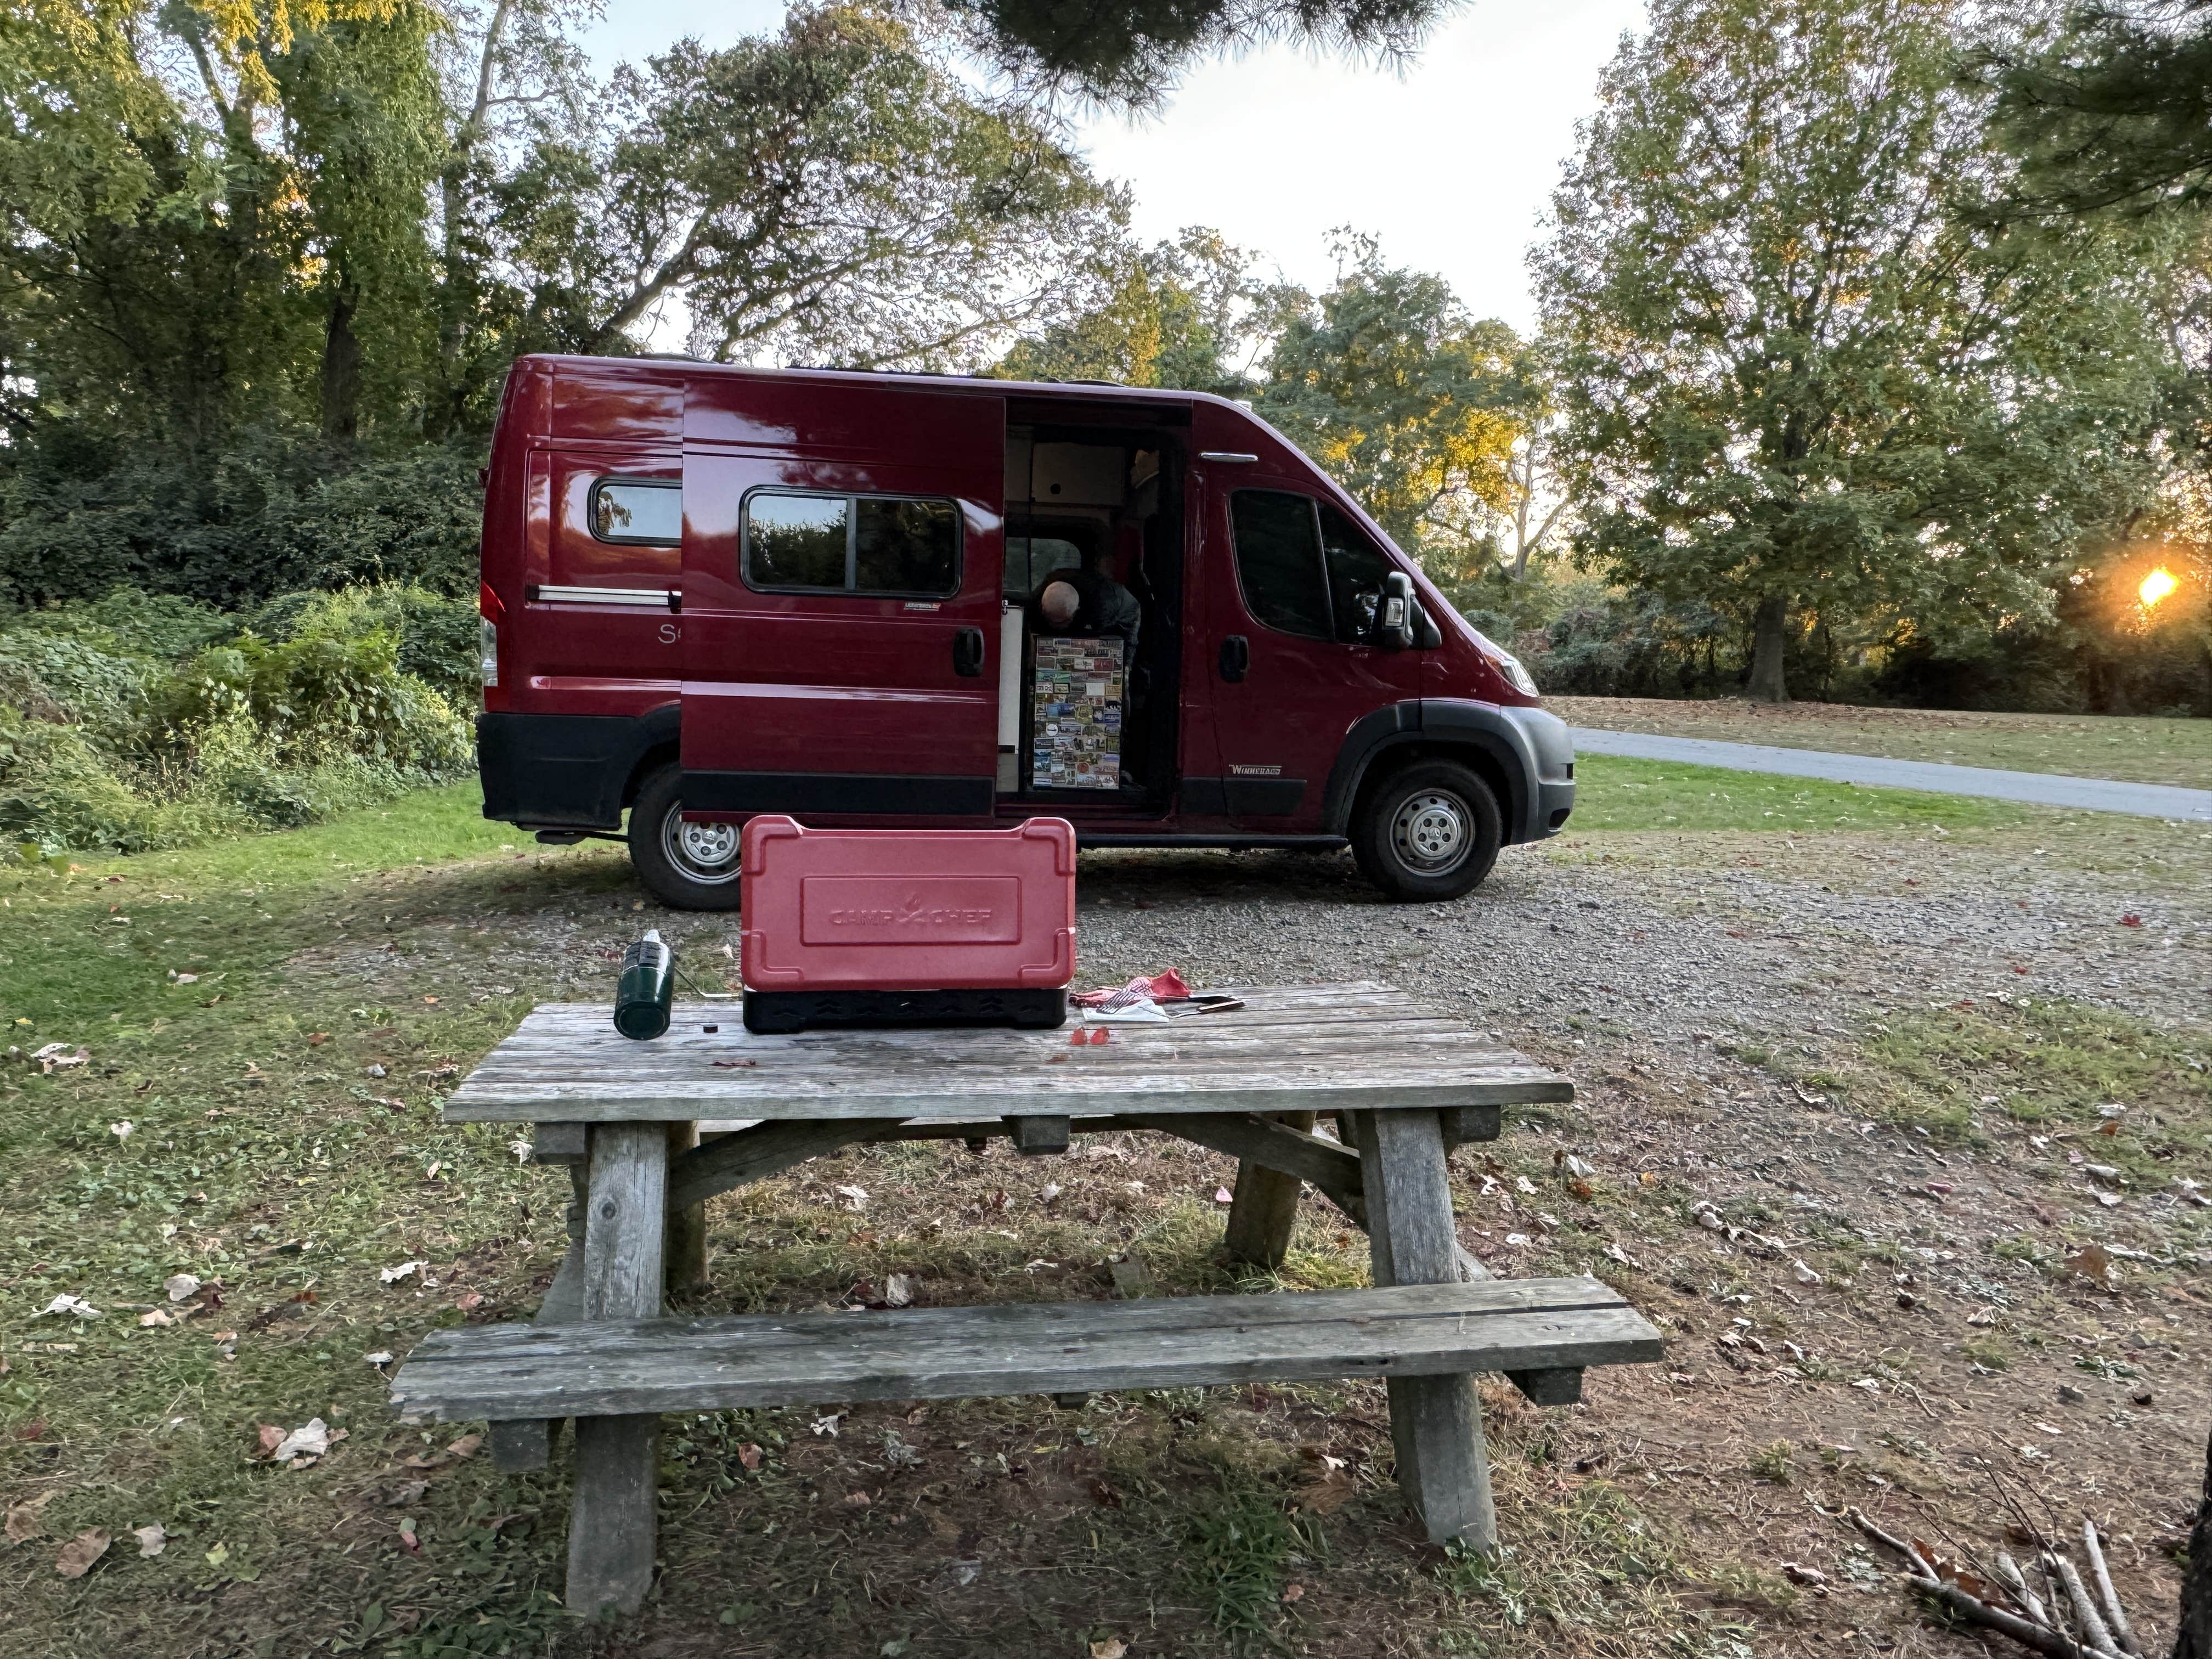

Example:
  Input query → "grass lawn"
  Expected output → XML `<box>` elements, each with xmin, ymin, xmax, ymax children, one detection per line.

<box><xmin>1549</xmin><ymin>695</ymin><xmax>2212</xmax><ymax>789</ymax></box>
<box><xmin>1566</xmin><ymin>753</ymin><xmax>2021</xmax><ymax>833</ymax></box>
<box><xmin>1</xmin><ymin>774</ymin><xmax>2202</xmax><ymax>1659</ymax></box>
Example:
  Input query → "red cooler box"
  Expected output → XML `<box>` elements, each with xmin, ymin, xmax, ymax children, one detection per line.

<box><xmin>739</xmin><ymin>816</ymin><xmax>1076</xmax><ymax>1034</ymax></box>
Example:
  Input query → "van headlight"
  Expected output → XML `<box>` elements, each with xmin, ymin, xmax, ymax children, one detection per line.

<box><xmin>1465</xmin><ymin>625</ymin><xmax>1541</xmax><ymax>697</ymax></box>
<box><xmin>1492</xmin><ymin>648</ymin><xmax>1540</xmax><ymax>697</ymax></box>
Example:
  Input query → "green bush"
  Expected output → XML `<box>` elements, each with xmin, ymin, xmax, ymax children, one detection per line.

<box><xmin>0</xmin><ymin>582</ymin><xmax>475</xmax><ymax>855</ymax></box>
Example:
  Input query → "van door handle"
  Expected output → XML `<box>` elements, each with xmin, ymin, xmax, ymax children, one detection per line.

<box><xmin>1218</xmin><ymin>635</ymin><xmax>1249</xmax><ymax>682</ymax></box>
<box><xmin>953</xmin><ymin>626</ymin><xmax>985</xmax><ymax>677</ymax></box>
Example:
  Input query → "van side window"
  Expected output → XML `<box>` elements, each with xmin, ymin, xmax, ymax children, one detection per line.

<box><xmin>1229</xmin><ymin>490</ymin><xmax>1331</xmax><ymax>640</ymax></box>
<box><xmin>1319</xmin><ymin>504</ymin><xmax>1395</xmax><ymax>644</ymax></box>
<box><xmin>590</xmin><ymin>479</ymin><xmax>682</xmax><ymax>545</ymax></box>
<box><xmin>743</xmin><ymin>490</ymin><xmax>960</xmax><ymax>596</ymax></box>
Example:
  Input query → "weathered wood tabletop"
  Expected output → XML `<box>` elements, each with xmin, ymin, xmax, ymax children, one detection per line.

<box><xmin>442</xmin><ymin>981</ymin><xmax>1573</xmax><ymax>1122</ymax></box>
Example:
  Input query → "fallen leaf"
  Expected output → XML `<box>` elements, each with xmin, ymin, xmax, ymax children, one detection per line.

<box><xmin>137</xmin><ymin>1308</ymin><xmax>173</xmax><ymax>1327</ymax></box>
<box><xmin>2065</xmin><ymin>1244</ymin><xmax>2113</xmax><ymax>1283</ymax></box>
<box><xmin>307</xmin><ymin>1032</ymin><xmax>329</xmax><ymax>1046</ymax></box>
<box><xmin>1791</xmin><ymin>1260</ymin><xmax>1824</xmax><ymax>1286</ymax></box>
<box><xmin>55</xmin><ymin>1528</ymin><xmax>110</xmax><ymax>1577</ymax></box>
<box><xmin>883</xmin><ymin>1273</ymin><xmax>913</xmax><ymax>1307</ymax></box>
<box><xmin>1281</xmin><ymin>1582</ymin><xmax>1305</xmax><ymax>1603</ymax></box>
<box><xmin>132</xmin><ymin>1522</ymin><xmax>166</xmax><ymax>1558</ymax></box>
<box><xmin>1212</xmin><ymin>1186</ymin><xmax>1232</xmax><ymax>1204</ymax></box>
<box><xmin>163</xmin><ymin>1273</ymin><xmax>200</xmax><ymax>1302</ymax></box>
<box><xmin>38</xmin><ymin>1294</ymin><xmax>101</xmax><ymax>1319</ymax></box>
<box><xmin>1086</xmin><ymin>1476</ymin><xmax>1122</xmax><ymax>1508</ymax></box>
<box><xmin>1291</xmin><ymin>1467</ymin><xmax>1357</xmax><ymax>1515</ymax></box>
<box><xmin>364</xmin><ymin>1350</ymin><xmax>394</xmax><ymax>1367</ymax></box>
<box><xmin>269</xmin><ymin>1418</ymin><xmax>330</xmax><ymax>1465</ymax></box>
<box><xmin>204</xmin><ymin>1541</ymin><xmax>229</xmax><ymax>1567</ymax></box>
<box><xmin>453</xmin><ymin>1291</ymin><xmax>484</xmax><ymax>1311</ymax></box>
<box><xmin>381</xmin><ymin>1480</ymin><xmax>428</xmax><ymax>1507</ymax></box>
<box><xmin>1090</xmin><ymin>1640</ymin><xmax>1128</xmax><ymax>1659</ymax></box>
<box><xmin>2120</xmin><ymin>914</ymin><xmax>2142</xmax><ymax>927</ymax></box>
<box><xmin>446</xmin><ymin>1434</ymin><xmax>482</xmax><ymax>1460</ymax></box>
<box><xmin>841</xmin><ymin>1489</ymin><xmax>872</xmax><ymax>1509</ymax></box>
<box><xmin>736</xmin><ymin>1442</ymin><xmax>763</xmax><ymax>1471</ymax></box>
<box><xmin>379</xmin><ymin>1260</ymin><xmax>425</xmax><ymax>1284</ymax></box>
<box><xmin>5</xmin><ymin>1490</ymin><xmax>58</xmax><ymax>1542</ymax></box>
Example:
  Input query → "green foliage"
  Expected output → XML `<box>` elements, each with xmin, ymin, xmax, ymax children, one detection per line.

<box><xmin>1976</xmin><ymin>2</ymin><xmax>2212</xmax><ymax>216</ymax></box>
<box><xmin>943</xmin><ymin>0</ymin><xmax>1459</xmax><ymax>108</ymax></box>
<box><xmin>996</xmin><ymin>228</ymin><xmax>1259</xmax><ymax>395</ymax></box>
<box><xmin>1256</xmin><ymin>234</ymin><xmax>1528</xmax><ymax>573</ymax></box>
<box><xmin>0</xmin><ymin>584</ymin><xmax>475</xmax><ymax>853</ymax></box>
<box><xmin>1536</xmin><ymin>0</ymin><xmax>2187</xmax><ymax>700</ymax></box>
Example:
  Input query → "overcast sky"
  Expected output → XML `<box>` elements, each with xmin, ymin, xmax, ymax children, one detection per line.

<box><xmin>579</xmin><ymin>0</ymin><xmax>1649</xmax><ymax>334</ymax></box>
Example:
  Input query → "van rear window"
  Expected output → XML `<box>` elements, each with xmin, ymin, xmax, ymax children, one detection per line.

<box><xmin>743</xmin><ymin>490</ymin><xmax>960</xmax><ymax>597</ymax></box>
<box><xmin>590</xmin><ymin>479</ymin><xmax>682</xmax><ymax>545</ymax></box>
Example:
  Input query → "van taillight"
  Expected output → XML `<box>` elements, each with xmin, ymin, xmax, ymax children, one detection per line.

<box><xmin>479</xmin><ymin>619</ymin><xmax>498</xmax><ymax>689</ymax></box>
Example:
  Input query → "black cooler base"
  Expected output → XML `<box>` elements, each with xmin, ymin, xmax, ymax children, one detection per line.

<box><xmin>742</xmin><ymin>987</ymin><xmax>1069</xmax><ymax>1035</ymax></box>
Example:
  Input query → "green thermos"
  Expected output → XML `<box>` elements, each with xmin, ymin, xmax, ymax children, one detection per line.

<box><xmin>614</xmin><ymin>929</ymin><xmax>676</xmax><ymax>1040</ymax></box>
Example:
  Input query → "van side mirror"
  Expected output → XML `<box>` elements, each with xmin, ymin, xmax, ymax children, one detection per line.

<box><xmin>1375</xmin><ymin>572</ymin><xmax>1417</xmax><ymax>651</ymax></box>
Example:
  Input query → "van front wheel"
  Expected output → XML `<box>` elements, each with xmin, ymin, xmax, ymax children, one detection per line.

<box><xmin>1351</xmin><ymin>761</ymin><xmax>1502</xmax><ymax>902</ymax></box>
<box><xmin>628</xmin><ymin>764</ymin><xmax>743</xmax><ymax>911</ymax></box>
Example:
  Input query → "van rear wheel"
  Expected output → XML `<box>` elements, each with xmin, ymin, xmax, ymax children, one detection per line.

<box><xmin>628</xmin><ymin>763</ymin><xmax>743</xmax><ymax>911</ymax></box>
<box><xmin>1351</xmin><ymin>760</ymin><xmax>1502</xmax><ymax>902</ymax></box>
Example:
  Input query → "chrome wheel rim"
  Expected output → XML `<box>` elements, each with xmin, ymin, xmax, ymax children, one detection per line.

<box><xmin>662</xmin><ymin>806</ymin><xmax>740</xmax><ymax>886</ymax></box>
<box><xmin>1391</xmin><ymin>790</ymin><xmax>1470</xmax><ymax>873</ymax></box>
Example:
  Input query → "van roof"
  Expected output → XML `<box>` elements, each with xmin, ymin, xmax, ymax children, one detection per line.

<box><xmin>516</xmin><ymin>352</ymin><xmax>1245</xmax><ymax>413</ymax></box>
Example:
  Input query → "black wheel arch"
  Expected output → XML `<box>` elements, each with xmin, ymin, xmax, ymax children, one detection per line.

<box><xmin>1322</xmin><ymin>701</ymin><xmax>1534</xmax><ymax>844</ymax></box>
<box><xmin>619</xmin><ymin>702</ymin><xmax>684</xmax><ymax>815</ymax></box>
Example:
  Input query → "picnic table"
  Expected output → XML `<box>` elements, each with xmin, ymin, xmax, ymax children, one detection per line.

<box><xmin>393</xmin><ymin>982</ymin><xmax>1663</xmax><ymax>1617</ymax></box>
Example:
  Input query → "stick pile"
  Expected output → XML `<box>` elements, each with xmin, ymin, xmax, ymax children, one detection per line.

<box><xmin>1835</xmin><ymin>1505</ymin><xmax>2145</xmax><ymax>1659</ymax></box>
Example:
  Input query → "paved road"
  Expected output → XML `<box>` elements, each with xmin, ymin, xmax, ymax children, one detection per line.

<box><xmin>1568</xmin><ymin>727</ymin><xmax>2212</xmax><ymax>822</ymax></box>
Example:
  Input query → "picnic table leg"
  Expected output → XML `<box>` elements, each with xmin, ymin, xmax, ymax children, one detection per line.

<box><xmin>567</xmin><ymin>1122</ymin><xmax>668</xmax><ymax>1618</ymax></box>
<box><xmin>1222</xmin><ymin>1111</ymin><xmax>1315</xmax><ymax>1268</ymax></box>
<box><xmin>664</xmin><ymin>1121</ymin><xmax>708</xmax><ymax>1293</ymax></box>
<box><xmin>1348</xmin><ymin>1108</ymin><xmax>1498</xmax><ymax>1551</ymax></box>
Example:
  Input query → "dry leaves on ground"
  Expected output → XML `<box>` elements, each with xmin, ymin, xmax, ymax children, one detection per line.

<box><xmin>54</xmin><ymin>1528</ymin><xmax>109</xmax><ymax>1578</ymax></box>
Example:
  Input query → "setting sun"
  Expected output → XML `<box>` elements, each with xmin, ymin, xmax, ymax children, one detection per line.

<box><xmin>2139</xmin><ymin>566</ymin><xmax>2179</xmax><ymax>608</ymax></box>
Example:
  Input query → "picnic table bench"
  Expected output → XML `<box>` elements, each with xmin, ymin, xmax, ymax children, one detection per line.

<box><xmin>393</xmin><ymin>982</ymin><xmax>1663</xmax><ymax>1617</ymax></box>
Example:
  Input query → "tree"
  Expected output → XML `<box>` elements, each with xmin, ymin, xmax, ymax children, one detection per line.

<box><xmin>1255</xmin><ymin>235</ymin><xmax>1524</xmax><ymax>578</ymax></box>
<box><xmin>0</xmin><ymin>2</ymin><xmax>1131</xmax><ymax>603</ymax></box>
<box><xmin>939</xmin><ymin>0</ymin><xmax>1463</xmax><ymax>107</ymax></box>
<box><xmin>521</xmin><ymin>7</ymin><xmax>1125</xmax><ymax>369</ymax></box>
<box><xmin>1534</xmin><ymin>0</ymin><xmax>2180</xmax><ymax>702</ymax></box>
<box><xmin>1976</xmin><ymin>2</ymin><xmax>2212</xmax><ymax>217</ymax></box>
<box><xmin>993</xmin><ymin>227</ymin><xmax>1258</xmax><ymax>393</ymax></box>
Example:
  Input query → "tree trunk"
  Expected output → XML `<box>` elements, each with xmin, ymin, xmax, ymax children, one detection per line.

<box><xmin>2177</xmin><ymin>1413</ymin><xmax>2212</xmax><ymax>1659</ymax></box>
<box><xmin>1746</xmin><ymin>594</ymin><xmax>1790</xmax><ymax>703</ymax></box>
<box><xmin>320</xmin><ymin>274</ymin><xmax>363</xmax><ymax>444</ymax></box>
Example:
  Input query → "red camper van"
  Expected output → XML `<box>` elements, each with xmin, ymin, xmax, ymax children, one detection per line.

<box><xmin>475</xmin><ymin>356</ymin><xmax>1575</xmax><ymax>909</ymax></box>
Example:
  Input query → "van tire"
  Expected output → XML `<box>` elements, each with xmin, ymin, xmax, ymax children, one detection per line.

<box><xmin>1351</xmin><ymin>760</ymin><xmax>1502</xmax><ymax>902</ymax></box>
<box><xmin>628</xmin><ymin>763</ymin><xmax>744</xmax><ymax>911</ymax></box>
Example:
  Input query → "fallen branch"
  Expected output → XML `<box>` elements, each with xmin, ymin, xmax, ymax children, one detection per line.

<box><xmin>2080</xmin><ymin>1521</ymin><xmax>2143</xmax><ymax>1657</ymax></box>
<box><xmin>2049</xmin><ymin>1551</ymin><xmax>2121</xmax><ymax>1659</ymax></box>
<box><xmin>1996</xmin><ymin>1551</ymin><xmax>2052</xmax><ymax>1630</ymax></box>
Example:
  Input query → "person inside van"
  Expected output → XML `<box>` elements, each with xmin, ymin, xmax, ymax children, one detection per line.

<box><xmin>1030</xmin><ymin>551</ymin><xmax>1141</xmax><ymax>651</ymax></box>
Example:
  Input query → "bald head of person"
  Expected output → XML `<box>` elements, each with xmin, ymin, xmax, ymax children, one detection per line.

<box><xmin>1039</xmin><ymin>580</ymin><xmax>1081</xmax><ymax>628</ymax></box>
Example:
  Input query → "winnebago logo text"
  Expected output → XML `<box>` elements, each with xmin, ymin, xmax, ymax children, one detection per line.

<box><xmin>827</xmin><ymin>893</ymin><xmax>996</xmax><ymax>928</ymax></box>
